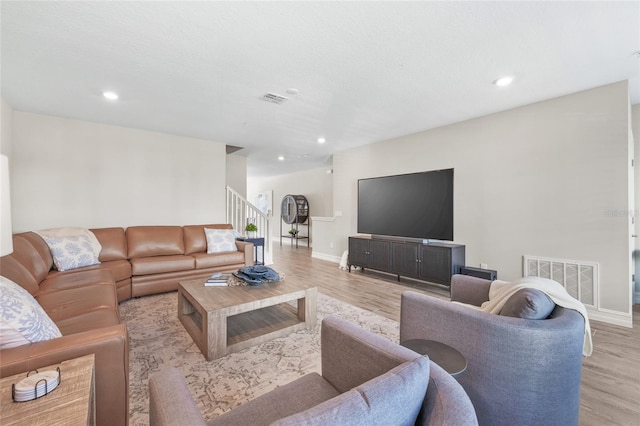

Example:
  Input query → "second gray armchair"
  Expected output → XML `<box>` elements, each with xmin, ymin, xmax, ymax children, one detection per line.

<box><xmin>400</xmin><ymin>274</ymin><xmax>585</xmax><ymax>426</ymax></box>
<box><xmin>149</xmin><ymin>315</ymin><xmax>478</xmax><ymax>425</ymax></box>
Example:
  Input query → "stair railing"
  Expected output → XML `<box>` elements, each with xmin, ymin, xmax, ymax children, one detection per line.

<box><xmin>226</xmin><ymin>186</ymin><xmax>270</xmax><ymax>262</ymax></box>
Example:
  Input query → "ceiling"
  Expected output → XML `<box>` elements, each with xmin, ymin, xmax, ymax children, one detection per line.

<box><xmin>2</xmin><ymin>1</ymin><xmax>639</xmax><ymax>178</ymax></box>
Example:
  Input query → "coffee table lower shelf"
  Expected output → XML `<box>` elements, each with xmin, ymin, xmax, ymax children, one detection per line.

<box><xmin>178</xmin><ymin>281</ymin><xmax>317</xmax><ymax>361</ymax></box>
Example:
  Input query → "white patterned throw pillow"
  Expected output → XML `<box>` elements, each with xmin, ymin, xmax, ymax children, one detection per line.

<box><xmin>0</xmin><ymin>276</ymin><xmax>62</xmax><ymax>349</ymax></box>
<box><xmin>41</xmin><ymin>234</ymin><xmax>101</xmax><ymax>272</ymax></box>
<box><xmin>204</xmin><ymin>228</ymin><xmax>237</xmax><ymax>254</ymax></box>
<box><xmin>36</xmin><ymin>227</ymin><xmax>102</xmax><ymax>258</ymax></box>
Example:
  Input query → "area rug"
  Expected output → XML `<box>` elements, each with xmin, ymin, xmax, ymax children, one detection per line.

<box><xmin>119</xmin><ymin>291</ymin><xmax>400</xmax><ymax>425</ymax></box>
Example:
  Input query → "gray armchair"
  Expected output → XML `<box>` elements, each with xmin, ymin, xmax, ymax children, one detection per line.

<box><xmin>400</xmin><ymin>275</ymin><xmax>584</xmax><ymax>426</ymax></box>
<box><xmin>149</xmin><ymin>315</ymin><xmax>478</xmax><ymax>425</ymax></box>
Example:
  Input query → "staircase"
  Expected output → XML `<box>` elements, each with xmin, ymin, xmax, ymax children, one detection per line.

<box><xmin>226</xmin><ymin>186</ymin><xmax>272</xmax><ymax>264</ymax></box>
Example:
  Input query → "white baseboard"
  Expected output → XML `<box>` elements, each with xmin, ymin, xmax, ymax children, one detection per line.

<box><xmin>587</xmin><ymin>307</ymin><xmax>633</xmax><ymax>328</ymax></box>
<box><xmin>311</xmin><ymin>251</ymin><xmax>341</xmax><ymax>264</ymax></box>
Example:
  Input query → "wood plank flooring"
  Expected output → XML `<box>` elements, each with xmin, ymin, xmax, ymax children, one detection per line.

<box><xmin>272</xmin><ymin>244</ymin><xmax>640</xmax><ymax>426</ymax></box>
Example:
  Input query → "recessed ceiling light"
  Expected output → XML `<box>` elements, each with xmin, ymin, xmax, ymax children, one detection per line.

<box><xmin>278</xmin><ymin>155</ymin><xmax>285</xmax><ymax>161</ymax></box>
<box><xmin>103</xmin><ymin>91</ymin><xmax>119</xmax><ymax>100</ymax></box>
<box><xmin>493</xmin><ymin>76</ymin><xmax>514</xmax><ymax>87</ymax></box>
<box><xmin>286</xmin><ymin>88</ymin><xmax>299</xmax><ymax>95</ymax></box>
<box><xmin>317</xmin><ymin>137</ymin><xmax>326</xmax><ymax>144</ymax></box>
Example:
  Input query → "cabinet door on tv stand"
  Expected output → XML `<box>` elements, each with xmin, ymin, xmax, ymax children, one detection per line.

<box><xmin>419</xmin><ymin>245</ymin><xmax>452</xmax><ymax>286</ymax></box>
<box><xmin>391</xmin><ymin>242</ymin><xmax>418</xmax><ymax>278</ymax></box>
<box><xmin>368</xmin><ymin>240</ymin><xmax>391</xmax><ymax>271</ymax></box>
<box><xmin>348</xmin><ymin>238</ymin><xmax>369</xmax><ymax>268</ymax></box>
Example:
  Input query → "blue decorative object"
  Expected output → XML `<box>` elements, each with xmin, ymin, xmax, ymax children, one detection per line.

<box><xmin>233</xmin><ymin>265</ymin><xmax>280</xmax><ymax>286</ymax></box>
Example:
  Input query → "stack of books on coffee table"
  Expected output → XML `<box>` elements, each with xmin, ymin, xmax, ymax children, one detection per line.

<box><xmin>205</xmin><ymin>273</ymin><xmax>231</xmax><ymax>287</ymax></box>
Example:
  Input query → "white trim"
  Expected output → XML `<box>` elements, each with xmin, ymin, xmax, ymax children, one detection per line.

<box><xmin>311</xmin><ymin>251</ymin><xmax>341</xmax><ymax>264</ymax></box>
<box><xmin>310</xmin><ymin>216</ymin><xmax>335</xmax><ymax>222</ymax></box>
<box><xmin>587</xmin><ymin>307</ymin><xmax>633</xmax><ymax>328</ymax></box>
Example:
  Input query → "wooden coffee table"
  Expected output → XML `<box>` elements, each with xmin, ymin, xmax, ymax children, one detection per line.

<box><xmin>178</xmin><ymin>279</ymin><xmax>317</xmax><ymax>361</ymax></box>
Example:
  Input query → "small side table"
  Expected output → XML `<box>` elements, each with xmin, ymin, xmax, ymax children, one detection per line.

<box><xmin>401</xmin><ymin>339</ymin><xmax>467</xmax><ymax>378</ymax></box>
<box><xmin>239</xmin><ymin>237</ymin><xmax>265</xmax><ymax>265</ymax></box>
<box><xmin>0</xmin><ymin>354</ymin><xmax>96</xmax><ymax>425</ymax></box>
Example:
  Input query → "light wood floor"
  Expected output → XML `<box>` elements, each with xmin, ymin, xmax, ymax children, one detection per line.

<box><xmin>272</xmin><ymin>244</ymin><xmax>640</xmax><ymax>426</ymax></box>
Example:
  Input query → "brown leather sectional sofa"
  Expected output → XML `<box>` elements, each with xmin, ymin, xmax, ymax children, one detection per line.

<box><xmin>0</xmin><ymin>224</ymin><xmax>253</xmax><ymax>426</ymax></box>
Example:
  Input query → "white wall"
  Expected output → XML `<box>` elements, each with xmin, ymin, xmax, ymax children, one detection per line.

<box><xmin>247</xmin><ymin>167</ymin><xmax>333</xmax><ymax>244</ymax></box>
<box><xmin>226</xmin><ymin>153</ymin><xmax>247</xmax><ymax>198</ymax></box>
<box><xmin>1</xmin><ymin>98</ymin><xmax>12</xmax><ymax>158</ymax></box>
<box><xmin>632</xmin><ymin>104</ymin><xmax>640</xmax><ymax>304</ymax></box>
<box><xmin>11</xmin><ymin>112</ymin><xmax>227</xmax><ymax>231</ymax></box>
<box><xmin>329</xmin><ymin>81</ymin><xmax>632</xmax><ymax>318</ymax></box>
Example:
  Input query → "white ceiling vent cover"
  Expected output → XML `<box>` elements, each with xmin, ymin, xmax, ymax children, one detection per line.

<box><xmin>261</xmin><ymin>93</ymin><xmax>289</xmax><ymax>104</ymax></box>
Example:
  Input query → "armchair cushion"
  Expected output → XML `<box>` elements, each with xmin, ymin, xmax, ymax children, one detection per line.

<box><xmin>274</xmin><ymin>356</ymin><xmax>429</xmax><ymax>426</ymax></box>
<box><xmin>213</xmin><ymin>373</ymin><xmax>339</xmax><ymax>426</ymax></box>
<box><xmin>499</xmin><ymin>287</ymin><xmax>555</xmax><ymax>319</ymax></box>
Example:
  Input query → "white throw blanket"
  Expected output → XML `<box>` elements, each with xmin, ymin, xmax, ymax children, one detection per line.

<box><xmin>480</xmin><ymin>277</ymin><xmax>593</xmax><ymax>356</ymax></box>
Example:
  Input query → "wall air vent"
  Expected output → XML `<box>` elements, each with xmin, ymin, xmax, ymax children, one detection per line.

<box><xmin>261</xmin><ymin>93</ymin><xmax>289</xmax><ymax>105</ymax></box>
<box><xmin>523</xmin><ymin>255</ymin><xmax>599</xmax><ymax>308</ymax></box>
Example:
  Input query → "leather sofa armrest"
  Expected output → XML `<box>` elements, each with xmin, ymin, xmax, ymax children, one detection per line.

<box><xmin>149</xmin><ymin>368</ymin><xmax>206</xmax><ymax>426</ymax></box>
<box><xmin>235</xmin><ymin>240</ymin><xmax>254</xmax><ymax>266</ymax></box>
<box><xmin>449</xmin><ymin>274</ymin><xmax>491</xmax><ymax>306</ymax></box>
<box><xmin>0</xmin><ymin>324</ymin><xmax>129</xmax><ymax>426</ymax></box>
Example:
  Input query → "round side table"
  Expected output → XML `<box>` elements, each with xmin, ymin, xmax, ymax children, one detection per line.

<box><xmin>401</xmin><ymin>339</ymin><xmax>467</xmax><ymax>378</ymax></box>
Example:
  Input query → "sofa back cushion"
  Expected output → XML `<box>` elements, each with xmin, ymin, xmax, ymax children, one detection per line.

<box><xmin>0</xmin><ymin>233</ymin><xmax>53</xmax><ymax>294</ymax></box>
<box><xmin>91</xmin><ymin>227</ymin><xmax>128</xmax><ymax>261</ymax></box>
<box><xmin>273</xmin><ymin>356</ymin><xmax>429</xmax><ymax>426</ymax></box>
<box><xmin>183</xmin><ymin>224</ymin><xmax>233</xmax><ymax>255</ymax></box>
<box><xmin>126</xmin><ymin>226</ymin><xmax>185</xmax><ymax>259</ymax></box>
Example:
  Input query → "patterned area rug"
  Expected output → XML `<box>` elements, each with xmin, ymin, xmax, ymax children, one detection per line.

<box><xmin>119</xmin><ymin>291</ymin><xmax>399</xmax><ymax>425</ymax></box>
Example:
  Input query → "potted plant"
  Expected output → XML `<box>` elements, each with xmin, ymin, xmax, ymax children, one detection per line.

<box><xmin>245</xmin><ymin>223</ymin><xmax>258</xmax><ymax>238</ymax></box>
<box><xmin>288</xmin><ymin>228</ymin><xmax>299</xmax><ymax>238</ymax></box>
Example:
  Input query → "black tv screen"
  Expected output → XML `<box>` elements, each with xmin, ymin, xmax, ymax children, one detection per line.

<box><xmin>357</xmin><ymin>169</ymin><xmax>454</xmax><ymax>241</ymax></box>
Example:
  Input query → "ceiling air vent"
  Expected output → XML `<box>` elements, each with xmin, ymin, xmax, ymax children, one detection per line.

<box><xmin>261</xmin><ymin>92</ymin><xmax>289</xmax><ymax>105</ymax></box>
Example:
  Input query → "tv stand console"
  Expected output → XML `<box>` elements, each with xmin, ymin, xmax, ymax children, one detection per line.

<box><xmin>348</xmin><ymin>236</ymin><xmax>465</xmax><ymax>288</ymax></box>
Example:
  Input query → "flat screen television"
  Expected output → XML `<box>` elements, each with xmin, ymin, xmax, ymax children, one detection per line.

<box><xmin>357</xmin><ymin>168</ymin><xmax>454</xmax><ymax>241</ymax></box>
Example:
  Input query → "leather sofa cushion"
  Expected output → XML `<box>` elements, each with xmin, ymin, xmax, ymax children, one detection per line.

<box><xmin>0</xmin><ymin>233</ymin><xmax>53</xmax><ymax>294</ymax></box>
<box><xmin>55</xmin><ymin>309</ymin><xmax>122</xmax><ymax>335</ymax></box>
<box><xmin>183</xmin><ymin>224</ymin><xmax>233</xmax><ymax>255</ymax></box>
<box><xmin>127</xmin><ymin>226</ymin><xmax>185</xmax><ymax>259</ymax></box>
<box><xmin>130</xmin><ymin>255</ymin><xmax>195</xmax><ymax>276</ymax></box>
<box><xmin>36</xmin><ymin>283</ymin><xmax>118</xmax><ymax>322</ymax></box>
<box><xmin>39</xmin><ymin>269</ymin><xmax>115</xmax><ymax>293</ymax></box>
<box><xmin>91</xmin><ymin>227</ymin><xmax>128</xmax><ymax>261</ymax></box>
<box><xmin>192</xmin><ymin>252</ymin><xmax>245</xmax><ymax>269</ymax></box>
<box><xmin>45</xmin><ymin>260</ymin><xmax>131</xmax><ymax>284</ymax></box>
<box><xmin>0</xmin><ymin>253</ymin><xmax>41</xmax><ymax>295</ymax></box>
<box><xmin>17</xmin><ymin>232</ymin><xmax>54</xmax><ymax>273</ymax></box>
